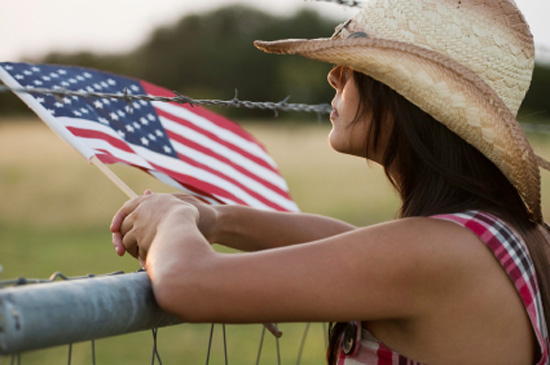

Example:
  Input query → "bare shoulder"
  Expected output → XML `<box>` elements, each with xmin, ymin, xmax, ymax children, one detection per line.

<box><xmin>356</xmin><ymin>216</ymin><xmax>495</xmax><ymax>271</ymax></box>
<box><xmin>349</xmin><ymin>217</ymin><xmax>504</xmax><ymax>307</ymax></box>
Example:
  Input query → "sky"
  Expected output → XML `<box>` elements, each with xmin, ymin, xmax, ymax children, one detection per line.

<box><xmin>0</xmin><ymin>0</ymin><xmax>549</xmax><ymax>63</ymax></box>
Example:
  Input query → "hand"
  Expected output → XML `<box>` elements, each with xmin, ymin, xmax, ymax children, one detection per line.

<box><xmin>172</xmin><ymin>193</ymin><xmax>219</xmax><ymax>243</ymax></box>
<box><xmin>110</xmin><ymin>192</ymin><xmax>198</xmax><ymax>263</ymax></box>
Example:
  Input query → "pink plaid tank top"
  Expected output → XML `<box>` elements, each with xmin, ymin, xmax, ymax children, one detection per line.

<box><xmin>338</xmin><ymin>211</ymin><xmax>549</xmax><ymax>365</ymax></box>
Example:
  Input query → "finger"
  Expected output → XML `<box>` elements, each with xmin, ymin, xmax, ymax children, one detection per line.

<box><xmin>121</xmin><ymin>226</ymin><xmax>139</xmax><ymax>259</ymax></box>
<box><xmin>173</xmin><ymin>193</ymin><xmax>205</xmax><ymax>207</ymax></box>
<box><xmin>144</xmin><ymin>189</ymin><xmax>153</xmax><ymax>195</ymax></box>
<box><xmin>118</xmin><ymin>209</ymin><xmax>139</xmax><ymax>258</ymax></box>
<box><xmin>112</xmin><ymin>232</ymin><xmax>126</xmax><ymax>256</ymax></box>
<box><xmin>110</xmin><ymin>197</ymin><xmax>142</xmax><ymax>233</ymax></box>
<box><xmin>119</xmin><ymin>209</ymin><xmax>138</xmax><ymax>238</ymax></box>
<box><xmin>110</xmin><ymin>207</ymin><xmax>127</xmax><ymax>233</ymax></box>
<box><xmin>173</xmin><ymin>192</ymin><xmax>194</xmax><ymax>201</ymax></box>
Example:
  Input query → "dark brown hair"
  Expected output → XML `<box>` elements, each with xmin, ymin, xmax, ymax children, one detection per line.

<box><xmin>326</xmin><ymin>69</ymin><xmax>550</xmax><ymax>364</ymax></box>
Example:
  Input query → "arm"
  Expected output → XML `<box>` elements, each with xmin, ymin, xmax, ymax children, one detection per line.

<box><xmin>127</xmin><ymin>192</ymin><xmax>357</xmax><ymax>252</ymax></box>
<box><xmin>149</xmin><ymin>215</ymin><xmax>460</xmax><ymax>324</ymax></box>
<box><xmin>111</xmin><ymin>193</ymin><xmax>356</xmax><ymax>256</ymax></box>
<box><xmin>112</xmin><ymin>194</ymin><xmax>469</xmax><ymax>324</ymax></box>
<box><xmin>212</xmin><ymin>204</ymin><xmax>357</xmax><ymax>251</ymax></box>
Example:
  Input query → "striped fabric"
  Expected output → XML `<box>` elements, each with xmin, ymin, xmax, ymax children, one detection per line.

<box><xmin>338</xmin><ymin>325</ymin><xmax>421</xmax><ymax>365</ymax></box>
<box><xmin>338</xmin><ymin>210</ymin><xmax>549</xmax><ymax>364</ymax></box>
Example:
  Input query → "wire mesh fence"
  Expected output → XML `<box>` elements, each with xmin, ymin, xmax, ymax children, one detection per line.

<box><xmin>0</xmin><ymin>271</ymin><xmax>178</xmax><ymax>363</ymax></box>
<box><xmin>0</xmin><ymin>270</ymin><xmax>328</xmax><ymax>364</ymax></box>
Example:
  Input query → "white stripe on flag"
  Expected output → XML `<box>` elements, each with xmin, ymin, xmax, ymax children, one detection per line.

<box><xmin>81</xmin><ymin>138</ymin><xmax>153</xmax><ymax>168</ymax></box>
<box><xmin>153</xmin><ymin>101</ymin><xmax>278</xmax><ymax>168</ymax></box>
<box><xmin>60</xmin><ymin>117</ymin><xmax>122</xmax><ymax>140</ymax></box>
<box><xmin>161</xmin><ymin>117</ymin><xmax>289</xmax><ymax>191</ymax></box>
<box><xmin>59</xmin><ymin>117</ymin><xmax>153</xmax><ymax>169</ymax></box>
<box><xmin>147</xmin><ymin>170</ymin><xmax>225</xmax><ymax>205</ymax></box>
<box><xmin>169</xmin><ymin>137</ymin><xmax>295</xmax><ymax>209</ymax></box>
<box><xmin>132</xmin><ymin>145</ymin><xmax>279</xmax><ymax>210</ymax></box>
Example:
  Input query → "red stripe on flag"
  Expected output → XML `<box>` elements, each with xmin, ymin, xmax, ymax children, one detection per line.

<box><xmin>95</xmin><ymin>152</ymin><xmax>122</xmax><ymax>165</ymax></box>
<box><xmin>95</xmin><ymin>151</ymin><xmax>226</xmax><ymax>205</ymax></box>
<box><xmin>165</xmin><ymin>129</ymin><xmax>290</xmax><ymax>199</ymax></box>
<box><xmin>67</xmin><ymin>127</ymin><xmax>134</xmax><ymax>153</ymax></box>
<box><xmin>147</xmin><ymin>161</ymin><xmax>248</xmax><ymax>206</ymax></box>
<box><xmin>157</xmin><ymin>108</ymin><xmax>277</xmax><ymax>174</ymax></box>
<box><xmin>171</xmin><ymin>150</ymin><xmax>287</xmax><ymax>211</ymax></box>
<box><xmin>141</xmin><ymin>81</ymin><xmax>261</xmax><ymax>145</ymax></box>
<box><xmin>94</xmin><ymin>149</ymin><xmax>150</xmax><ymax>173</ymax></box>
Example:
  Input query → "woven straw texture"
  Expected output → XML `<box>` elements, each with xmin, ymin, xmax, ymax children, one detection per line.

<box><xmin>255</xmin><ymin>0</ymin><xmax>549</xmax><ymax>221</ymax></box>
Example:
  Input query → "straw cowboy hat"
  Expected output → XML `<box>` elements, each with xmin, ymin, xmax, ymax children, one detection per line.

<box><xmin>255</xmin><ymin>0</ymin><xmax>550</xmax><ymax>222</ymax></box>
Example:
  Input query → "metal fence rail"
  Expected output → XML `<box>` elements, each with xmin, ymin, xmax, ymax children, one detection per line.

<box><xmin>0</xmin><ymin>271</ymin><xmax>180</xmax><ymax>355</ymax></box>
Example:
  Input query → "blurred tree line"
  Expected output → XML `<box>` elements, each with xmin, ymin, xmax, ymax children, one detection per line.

<box><xmin>0</xmin><ymin>6</ymin><xmax>334</xmax><ymax>120</ymax></box>
<box><xmin>1</xmin><ymin>4</ymin><xmax>548</xmax><ymax>121</ymax></box>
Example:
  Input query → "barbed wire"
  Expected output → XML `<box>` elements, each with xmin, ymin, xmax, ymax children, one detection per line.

<box><xmin>0</xmin><ymin>270</ymin><xmax>126</xmax><ymax>287</ymax></box>
<box><xmin>1</xmin><ymin>84</ymin><xmax>548</xmax><ymax>133</ymax></box>
<box><xmin>308</xmin><ymin>0</ymin><xmax>364</xmax><ymax>7</ymax></box>
<box><xmin>521</xmin><ymin>123</ymin><xmax>550</xmax><ymax>134</ymax></box>
<box><xmin>0</xmin><ymin>84</ymin><xmax>333</xmax><ymax>117</ymax></box>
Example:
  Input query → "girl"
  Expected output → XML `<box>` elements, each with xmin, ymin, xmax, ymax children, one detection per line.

<box><xmin>111</xmin><ymin>0</ymin><xmax>550</xmax><ymax>363</ymax></box>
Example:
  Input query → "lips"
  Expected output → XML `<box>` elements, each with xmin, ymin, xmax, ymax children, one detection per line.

<box><xmin>330</xmin><ymin>108</ymin><xmax>338</xmax><ymax>120</ymax></box>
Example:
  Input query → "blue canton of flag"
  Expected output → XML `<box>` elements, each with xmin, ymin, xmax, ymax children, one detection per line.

<box><xmin>2</xmin><ymin>63</ymin><xmax>178</xmax><ymax>159</ymax></box>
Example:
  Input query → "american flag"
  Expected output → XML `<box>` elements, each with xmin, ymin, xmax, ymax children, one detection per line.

<box><xmin>0</xmin><ymin>62</ymin><xmax>298</xmax><ymax>212</ymax></box>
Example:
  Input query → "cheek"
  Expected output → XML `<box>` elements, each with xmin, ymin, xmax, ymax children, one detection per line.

<box><xmin>349</xmin><ymin>122</ymin><xmax>370</xmax><ymax>157</ymax></box>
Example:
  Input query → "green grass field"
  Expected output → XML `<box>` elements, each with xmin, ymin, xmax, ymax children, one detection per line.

<box><xmin>0</xmin><ymin>117</ymin><xmax>549</xmax><ymax>364</ymax></box>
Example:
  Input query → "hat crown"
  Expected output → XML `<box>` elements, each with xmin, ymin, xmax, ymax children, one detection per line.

<box><xmin>343</xmin><ymin>0</ymin><xmax>535</xmax><ymax>115</ymax></box>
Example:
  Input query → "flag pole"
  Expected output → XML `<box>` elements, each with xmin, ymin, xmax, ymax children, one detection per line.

<box><xmin>90</xmin><ymin>156</ymin><xmax>138</xmax><ymax>199</ymax></box>
<box><xmin>89</xmin><ymin>156</ymin><xmax>283</xmax><ymax>338</ymax></box>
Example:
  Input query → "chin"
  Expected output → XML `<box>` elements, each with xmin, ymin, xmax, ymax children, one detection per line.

<box><xmin>328</xmin><ymin>133</ymin><xmax>344</xmax><ymax>153</ymax></box>
<box><xmin>328</xmin><ymin>140</ymin><xmax>352</xmax><ymax>155</ymax></box>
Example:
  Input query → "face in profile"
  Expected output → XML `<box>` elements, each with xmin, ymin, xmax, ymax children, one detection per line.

<box><xmin>327</xmin><ymin>66</ymin><xmax>392</xmax><ymax>165</ymax></box>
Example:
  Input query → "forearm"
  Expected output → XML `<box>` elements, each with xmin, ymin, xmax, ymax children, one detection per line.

<box><xmin>213</xmin><ymin>204</ymin><xmax>357</xmax><ymax>251</ymax></box>
<box><xmin>146</xmin><ymin>215</ymin><xmax>217</xmax><ymax>319</ymax></box>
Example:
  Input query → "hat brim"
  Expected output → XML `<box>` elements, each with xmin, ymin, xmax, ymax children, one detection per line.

<box><xmin>255</xmin><ymin>37</ymin><xmax>542</xmax><ymax>220</ymax></box>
